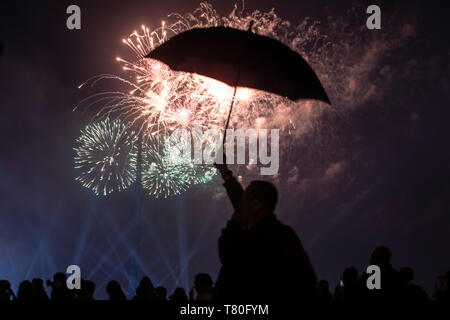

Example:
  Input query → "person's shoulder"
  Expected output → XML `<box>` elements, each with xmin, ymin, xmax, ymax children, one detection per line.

<box><xmin>267</xmin><ymin>215</ymin><xmax>288</xmax><ymax>229</ymax></box>
<box><xmin>275</xmin><ymin>217</ymin><xmax>296</xmax><ymax>232</ymax></box>
<box><xmin>274</xmin><ymin>218</ymin><xmax>302</xmax><ymax>240</ymax></box>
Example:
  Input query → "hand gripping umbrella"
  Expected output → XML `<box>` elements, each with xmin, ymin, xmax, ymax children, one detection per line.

<box><xmin>146</xmin><ymin>24</ymin><xmax>331</xmax><ymax>141</ymax></box>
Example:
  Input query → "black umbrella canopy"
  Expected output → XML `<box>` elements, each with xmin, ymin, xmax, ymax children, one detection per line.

<box><xmin>146</xmin><ymin>26</ymin><xmax>330</xmax><ymax>104</ymax></box>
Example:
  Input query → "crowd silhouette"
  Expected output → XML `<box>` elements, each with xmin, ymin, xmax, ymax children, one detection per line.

<box><xmin>0</xmin><ymin>165</ymin><xmax>449</xmax><ymax>305</ymax></box>
<box><xmin>0</xmin><ymin>251</ymin><xmax>448</xmax><ymax>304</ymax></box>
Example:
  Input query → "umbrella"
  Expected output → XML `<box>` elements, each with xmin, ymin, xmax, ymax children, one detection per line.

<box><xmin>146</xmin><ymin>26</ymin><xmax>330</xmax><ymax>104</ymax></box>
<box><xmin>146</xmin><ymin>25</ymin><xmax>330</xmax><ymax>124</ymax></box>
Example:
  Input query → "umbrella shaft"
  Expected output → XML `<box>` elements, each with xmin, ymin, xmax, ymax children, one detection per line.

<box><xmin>223</xmin><ymin>85</ymin><xmax>238</xmax><ymax>145</ymax></box>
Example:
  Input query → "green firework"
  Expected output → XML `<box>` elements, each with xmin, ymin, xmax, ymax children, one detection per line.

<box><xmin>74</xmin><ymin>118</ymin><xmax>137</xmax><ymax>196</ymax></box>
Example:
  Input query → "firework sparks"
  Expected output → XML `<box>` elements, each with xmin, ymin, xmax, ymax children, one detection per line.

<box><xmin>74</xmin><ymin>14</ymin><xmax>254</xmax><ymax>197</ymax></box>
<box><xmin>140</xmin><ymin>134</ymin><xmax>217</xmax><ymax>198</ymax></box>
<box><xmin>74</xmin><ymin>118</ymin><xmax>137</xmax><ymax>196</ymax></box>
<box><xmin>76</xmin><ymin>22</ymin><xmax>251</xmax><ymax>137</ymax></box>
<box><xmin>74</xmin><ymin>2</ymin><xmax>335</xmax><ymax>197</ymax></box>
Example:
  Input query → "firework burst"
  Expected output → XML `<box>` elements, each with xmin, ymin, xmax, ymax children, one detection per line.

<box><xmin>76</xmin><ymin>23</ymin><xmax>251</xmax><ymax>137</ymax></box>
<box><xmin>74</xmin><ymin>118</ymin><xmax>137</xmax><ymax>196</ymax></box>
<box><xmin>74</xmin><ymin>2</ymin><xmax>340</xmax><ymax>197</ymax></box>
<box><xmin>140</xmin><ymin>134</ymin><xmax>217</xmax><ymax>198</ymax></box>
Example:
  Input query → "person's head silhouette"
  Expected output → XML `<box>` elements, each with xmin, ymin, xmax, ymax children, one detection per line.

<box><xmin>342</xmin><ymin>266</ymin><xmax>360</xmax><ymax>287</ymax></box>
<box><xmin>435</xmin><ymin>275</ymin><xmax>448</xmax><ymax>293</ymax></box>
<box><xmin>318</xmin><ymin>280</ymin><xmax>330</xmax><ymax>294</ymax></box>
<box><xmin>17</xmin><ymin>280</ymin><xmax>36</xmax><ymax>301</ymax></box>
<box><xmin>169</xmin><ymin>287</ymin><xmax>188</xmax><ymax>302</ymax></box>
<box><xmin>370</xmin><ymin>245</ymin><xmax>392</xmax><ymax>266</ymax></box>
<box><xmin>51</xmin><ymin>272</ymin><xmax>67</xmax><ymax>289</ymax></box>
<box><xmin>0</xmin><ymin>280</ymin><xmax>13</xmax><ymax>301</ymax></box>
<box><xmin>155</xmin><ymin>286</ymin><xmax>167</xmax><ymax>300</ymax></box>
<box><xmin>194</xmin><ymin>273</ymin><xmax>213</xmax><ymax>294</ymax></box>
<box><xmin>83</xmin><ymin>280</ymin><xmax>95</xmax><ymax>299</ymax></box>
<box><xmin>239</xmin><ymin>180</ymin><xmax>278</xmax><ymax>226</ymax></box>
<box><xmin>32</xmin><ymin>278</ymin><xmax>49</xmax><ymax>300</ymax></box>
<box><xmin>135</xmin><ymin>276</ymin><xmax>154</xmax><ymax>299</ymax></box>
<box><xmin>106</xmin><ymin>280</ymin><xmax>126</xmax><ymax>300</ymax></box>
<box><xmin>400</xmin><ymin>267</ymin><xmax>414</xmax><ymax>284</ymax></box>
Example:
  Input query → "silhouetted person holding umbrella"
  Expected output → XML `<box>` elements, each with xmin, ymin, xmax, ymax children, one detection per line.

<box><xmin>214</xmin><ymin>158</ymin><xmax>317</xmax><ymax>303</ymax></box>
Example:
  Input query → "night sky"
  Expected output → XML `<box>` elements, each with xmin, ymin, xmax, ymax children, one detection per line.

<box><xmin>1</xmin><ymin>0</ymin><xmax>449</xmax><ymax>298</ymax></box>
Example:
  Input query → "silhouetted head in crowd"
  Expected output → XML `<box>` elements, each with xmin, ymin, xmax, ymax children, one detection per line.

<box><xmin>82</xmin><ymin>280</ymin><xmax>96</xmax><ymax>300</ymax></box>
<box><xmin>0</xmin><ymin>280</ymin><xmax>14</xmax><ymax>301</ymax></box>
<box><xmin>433</xmin><ymin>275</ymin><xmax>450</xmax><ymax>302</ymax></box>
<box><xmin>400</xmin><ymin>267</ymin><xmax>414</xmax><ymax>284</ymax></box>
<box><xmin>155</xmin><ymin>286</ymin><xmax>167</xmax><ymax>300</ymax></box>
<box><xmin>317</xmin><ymin>280</ymin><xmax>332</xmax><ymax>304</ymax></box>
<box><xmin>48</xmin><ymin>272</ymin><xmax>73</xmax><ymax>300</ymax></box>
<box><xmin>194</xmin><ymin>273</ymin><xmax>213</xmax><ymax>294</ymax></box>
<box><xmin>334</xmin><ymin>266</ymin><xmax>364</xmax><ymax>302</ymax></box>
<box><xmin>49</xmin><ymin>272</ymin><xmax>67</xmax><ymax>289</ymax></box>
<box><xmin>32</xmin><ymin>278</ymin><xmax>44</xmax><ymax>290</ymax></box>
<box><xmin>135</xmin><ymin>277</ymin><xmax>155</xmax><ymax>300</ymax></box>
<box><xmin>106</xmin><ymin>281</ymin><xmax>126</xmax><ymax>301</ymax></box>
<box><xmin>370</xmin><ymin>245</ymin><xmax>392</xmax><ymax>266</ymax></box>
<box><xmin>435</xmin><ymin>275</ymin><xmax>448</xmax><ymax>293</ymax></box>
<box><xmin>342</xmin><ymin>266</ymin><xmax>360</xmax><ymax>287</ymax></box>
<box><xmin>240</xmin><ymin>180</ymin><xmax>278</xmax><ymax>226</ymax></box>
<box><xmin>169</xmin><ymin>287</ymin><xmax>188</xmax><ymax>302</ymax></box>
<box><xmin>17</xmin><ymin>280</ymin><xmax>36</xmax><ymax>301</ymax></box>
<box><xmin>318</xmin><ymin>280</ymin><xmax>330</xmax><ymax>294</ymax></box>
<box><xmin>193</xmin><ymin>273</ymin><xmax>214</xmax><ymax>301</ymax></box>
<box><xmin>32</xmin><ymin>278</ymin><xmax>49</xmax><ymax>300</ymax></box>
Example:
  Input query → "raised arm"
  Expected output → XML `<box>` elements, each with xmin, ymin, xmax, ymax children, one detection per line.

<box><xmin>215</xmin><ymin>162</ymin><xmax>243</xmax><ymax>211</ymax></box>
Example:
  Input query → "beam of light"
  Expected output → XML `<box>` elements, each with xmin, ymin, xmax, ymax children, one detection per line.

<box><xmin>176</xmin><ymin>197</ymin><xmax>189</xmax><ymax>290</ymax></box>
<box><xmin>90</xmin><ymin>210</ymin><xmax>161</xmax><ymax>298</ymax></box>
<box><xmin>139</xmin><ymin>203</ymin><xmax>182</xmax><ymax>285</ymax></box>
